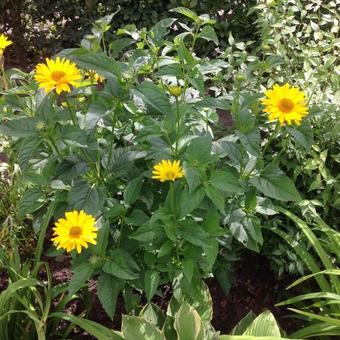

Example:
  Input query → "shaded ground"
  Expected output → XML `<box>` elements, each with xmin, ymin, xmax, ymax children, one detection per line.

<box><xmin>47</xmin><ymin>251</ymin><xmax>299</xmax><ymax>338</ymax></box>
<box><xmin>0</xmin><ymin>229</ymin><xmax>300</xmax><ymax>338</ymax></box>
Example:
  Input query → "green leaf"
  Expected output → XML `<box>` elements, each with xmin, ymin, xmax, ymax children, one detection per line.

<box><xmin>183</xmin><ymin>258</ymin><xmax>195</xmax><ymax>283</ymax></box>
<box><xmin>186</xmin><ymin>134</ymin><xmax>213</xmax><ymax>165</ymax></box>
<box><xmin>97</xmin><ymin>272</ymin><xmax>124</xmax><ymax>319</ymax></box>
<box><xmin>0</xmin><ymin>117</ymin><xmax>38</xmax><ymax>138</ymax></box>
<box><xmin>178</xmin><ymin>219</ymin><xmax>208</xmax><ymax>249</ymax></box>
<box><xmin>68</xmin><ymin>181</ymin><xmax>106</xmax><ymax>216</ymax></box>
<box><xmin>202</xmin><ymin>238</ymin><xmax>219</xmax><ymax>272</ymax></box>
<box><xmin>237</xmin><ymin>127</ymin><xmax>261</xmax><ymax>158</ymax></box>
<box><xmin>133</xmin><ymin>82</ymin><xmax>172</xmax><ymax>115</ymax></box>
<box><xmin>122</xmin><ymin>315</ymin><xmax>166</xmax><ymax>340</ymax></box>
<box><xmin>286</xmin><ymin>121</ymin><xmax>314</xmax><ymax>151</ymax></box>
<box><xmin>50</xmin><ymin>312</ymin><xmax>123</xmax><ymax>340</ymax></box>
<box><xmin>178</xmin><ymin>40</ymin><xmax>195</xmax><ymax>66</ymax></box>
<box><xmin>158</xmin><ymin>240</ymin><xmax>174</xmax><ymax>258</ymax></box>
<box><xmin>124</xmin><ymin>176</ymin><xmax>144</xmax><ymax>205</ymax></box>
<box><xmin>180</xmin><ymin>187</ymin><xmax>205</xmax><ymax>217</ymax></box>
<box><xmin>139</xmin><ymin>303</ymin><xmax>166</xmax><ymax>328</ymax></box>
<box><xmin>199</xmin><ymin>25</ymin><xmax>219</xmax><ymax>45</ymax></box>
<box><xmin>18</xmin><ymin>188</ymin><xmax>45</xmax><ymax>218</ymax></box>
<box><xmin>150</xmin><ymin>18</ymin><xmax>177</xmax><ymax>46</ymax></box>
<box><xmin>230</xmin><ymin>311</ymin><xmax>256</xmax><ymax>335</ymax></box>
<box><xmin>17</xmin><ymin>137</ymin><xmax>42</xmax><ymax>170</ymax></box>
<box><xmin>183</xmin><ymin>163</ymin><xmax>201</xmax><ymax>193</ymax></box>
<box><xmin>94</xmin><ymin>221</ymin><xmax>110</xmax><ymax>256</ymax></box>
<box><xmin>209</xmin><ymin>169</ymin><xmax>243</xmax><ymax>193</ymax></box>
<box><xmin>245</xmin><ymin>188</ymin><xmax>257</xmax><ymax>211</ymax></box>
<box><xmin>171</xmin><ymin>7</ymin><xmax>199</xmax><ymax>22</ymax></box>
<box><xmin>130</xmin><ymin>223</ymin><xmax>164</xmax><ymax>242</ymax></box>
<box><xmin>250</xmin><ymin>163</ymin><xmax>301</xmax><ymax>202</ymax></box>
<box><xmin>65</xmin><ymin>50</ymin><xmax>122</xmax><ymax>78</ymax></box>
<box><xmin>144</xmin><ymin>270</ymin><xmax>160</xmax><ymax>302</ymax></box>
<box><xmin>103</xmin><ymin>248</ymin><xmax>140</xmax><ymax>280</ymax></box>
<box><xmin>202</xmin><ymin>208</ymin><xmax>224</xmax><ymax>236</ymax></box>
<box><xmin>205</xmin><ymin>185</ymin><xmax>225</xmax><ymax>214</ymax></box>
<box><xmin>244</xmin><ymin>310</ymin><xmax>281</xmax><ymax>336</ymax></box>
<box><xmin>174</xmin><ymin>302</ymin><xmax>204</xmax><ymax>340</ymax></box>
<box><xmin>68</xmin><ymin>262</ymin><xmax>94</xmax><ymax>296</ymax></box>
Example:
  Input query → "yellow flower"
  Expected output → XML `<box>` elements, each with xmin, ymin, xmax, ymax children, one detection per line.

<box><xmin>261</xmin><ymin>83</ymin><xmax>308</xmax><ymax>125</ymax></box>
<box><xmin>52</xmin><ymin>210</ymin><xmax>97</xmax><ymax>254</ymax></box>
<box><xmin>34</xmin><ymin>57</ymin><xmax>82</xmax><ymax>94</ymax></box>
<box><xmin>86</xmin><ymin>70</ymin><xmax>105</xmax><ymax>83</ymax></box>
<box><xmin>152</xmin><ymin>160</ymin><xmax>184</xmax><ymax>182</ymax></box>
<box><xmin>0</xmin><ymin>34</ymin><xmax>12</xmax><ymax>55</ymax></box>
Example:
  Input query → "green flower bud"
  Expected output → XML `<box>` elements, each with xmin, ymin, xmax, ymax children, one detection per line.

<box><xmin>168</xmin><ymin>85</ymin><xmax>182</xmax><ymax>97</ymax></box>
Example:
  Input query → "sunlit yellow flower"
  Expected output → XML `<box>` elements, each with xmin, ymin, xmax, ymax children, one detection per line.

<box><xmin>52</xmin><ymin>210</ymin><xmax>97</xmax><ymax>254</ymax></box>
<box><xmin>34</xmin><ymin>57</ymin><xmax>82</xmax><ymax>94</ymax></box>
<box><xmin>261</xmin><ymin>83</ymin><xmax>308</xmax><ymax>125</ymax></box>
<box><xmin>0</xmin><ymin>34</ymin><xmax>12</xmax><ymax>55</ymax></box>
<box><xmin>86</xmin><ymin>70</ymin><xmax>105</xmax><ymax>83</ymax></box>
<box><xmin>152</xmin><ymin>160</ymin><xmax>184</xmax><ymax>182</ymax></box>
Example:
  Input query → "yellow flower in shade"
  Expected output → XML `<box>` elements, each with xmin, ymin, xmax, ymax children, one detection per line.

<box><xmin>152</xmin><ymin>160</ymin><xmax>184</xmax><ymax>182</ymax></box>
<box><xmin>52</xmin><ymin>210</ymin><xmax>97</xmax><ymax>254</ymax></box>
<box><xmin>34</xmin><ymin>57</ymin><xmax>82</xmax><ymax>94</ymax></box>
<box><xmin>86</xmin><ymin>70</ymin><xmax>105</xmax><ymax>83</ymax></box>
<box><xmin>261</xmin><ymin>83</ymin><xmax>308</xmax><ymax>125</ymax></box>
<box><xmin>0</xmin><ymin>34</ymin><xmax>12</xmax><ymax>55</ymax></box>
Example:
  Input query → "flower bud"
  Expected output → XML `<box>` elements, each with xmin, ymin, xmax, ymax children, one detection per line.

<box><xmin>168</xmin><ymin>85</ymin><xmax>182</xmax><ymax>97</ymax></box>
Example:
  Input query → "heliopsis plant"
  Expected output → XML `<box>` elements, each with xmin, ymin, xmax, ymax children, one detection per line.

<box><xmin>34</xmin><ymin>57</ymin><xmax>82</xmax><ymax>94</ymax></box>
<box><xmin>52</xmin><ymin>210</ymin><xmax>97</xmax><ymax>254</ymax></box>
<box><xmin>261</xmin><ymin>83</ymin><xmax>308</xmax><ymax>125</ymax></box>
<box><xmin>152</xmin><ymin>160</ymin><xmax>185</xmax><ymax>182</ymax></box>
<box><xmin>0</xmin><ymin>34</ymin><xmax>12</xmax><ymax>55</ymax></box>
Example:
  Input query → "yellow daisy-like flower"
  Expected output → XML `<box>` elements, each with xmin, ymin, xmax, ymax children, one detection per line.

<box><xmin>86</xmin><ymin>70</ymin><xmax>105</xmax><ymax>83</ymax></box>
<box><xmin>0</xmin><ymin>34</ymin><xmax>12</xmax><ymax>55</ymax></box>
<box><xmin>34</xmin><ymin>57</ymin><xmax>82</xmax><ymax>94</ymax></box>
<box><xmin>261</xmin><ymin>83</ymin><xmax>308</xmax><ymax>125</ymax></box>
<box><xmin>152</xmin><ymin>160</ymin><xmax>184</xmax><ymax>182</ymax></box>
<box><xmin>52</xmin><ymin>210</ymin><xmax>97</xmax><ymax>254</ymax></box>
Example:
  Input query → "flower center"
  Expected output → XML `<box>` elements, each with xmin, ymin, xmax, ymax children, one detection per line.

<box><xmin>166</xmin><ymin>171</ymin><xmax>175</xmax><ymax>180</ymax></box>
<box><xmin>51</xmin><ymin>70</ymin><xmax>66</xmax><ymax>82</ymax></box>
<box><xmin>69</xmin><ymin>226</ymin><xmax>82</xmax><ymax>238</ymax></box>
<box><xmin>278</xmin><ymin>98</ymin><xmax>294</xmax><ymax>113</ymax></box>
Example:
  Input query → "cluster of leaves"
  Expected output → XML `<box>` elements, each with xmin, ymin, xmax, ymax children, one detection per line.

<box><xmin>0</xmin><ymin>3</ymin><xmax>339</xmax><ymax>338</ymax></box>
<box><xmin>0</xmin><ymin>0</ymin><xmax>256</xmax><ymax>63</ymax></box>
<box><xmin>0</xmin><ymin>6</ymin><xmax>310</xmax><ymax>321</ymax></box>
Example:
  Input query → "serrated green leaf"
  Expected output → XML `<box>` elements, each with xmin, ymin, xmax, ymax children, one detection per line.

<box><xmin>209</xmin><ymin>169</ymin><xmax>243</xmax><ymax>193</ymax></box>
<box><xmin>124</xmin><ymin>176</ymin><xmax>144</xmax><ymax>205</ymax></box>
<box><xmin>68</xmin><ymin>262</ymin><xmax>94</xmax><ymax>296</ymax></box>
<box><xmin>97</xmin><ymin>272</ymin><xmax>123</xmax><ymax>319</ymax></box>
<box><xmin>68</xmin><ymin>181</ymin><xmax>106</xmax><ymax>215</ymax></box>
<box><xmin>133</xmin><ymin>82</ymin><xmax>172</xmax><ymax>115</ymax></box>
<box><xmin>250</xmin><ymin>163</ymin><xmax>301</xmax><ymax>202</ymax></box>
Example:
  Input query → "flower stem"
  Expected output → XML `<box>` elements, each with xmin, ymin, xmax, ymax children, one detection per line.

<box><xmin>174</xmin><ymin>97</ymin><xmax>180</xmax><ymax>158</ymax></box>
<box><xmin>33</xmin><ymin>199</ymin><xmax>56</xmax><ymax>274</ymax></box>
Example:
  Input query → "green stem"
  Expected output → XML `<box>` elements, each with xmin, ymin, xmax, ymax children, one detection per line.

<box><xmin>105</xmin><ymin>110</ymin><xmax>117</xmax><ymax>177</ymax></box>
<box><xmin>65</xmin><ymin>97</ymin><xmax>77</xmax><ymax>125</ymax></box>
<box><xmin>174</xmin><ymin>97</ymin><xmax>180</xmax><ymax>158</ymax></box>
<box><xmin>48</xmin><ymin>136</ymin><xmax>63</xmax><ymax>161</ymax></box>
<box><xmin>33</xmin><ymin>199</ymin><xmax>56</xmax><ymax>273</ymax></box>
<box><xmin>262</xmin><ymin>122</ymin><xmax>280</xmax><ymax>156</ymax></box>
